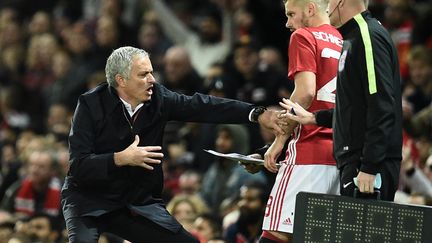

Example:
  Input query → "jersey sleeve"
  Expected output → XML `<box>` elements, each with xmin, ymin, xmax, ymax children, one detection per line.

<box><xmin>288</xmin><ymin>29</ymin><xmax>317</xmax><ymax>80</ymax></box>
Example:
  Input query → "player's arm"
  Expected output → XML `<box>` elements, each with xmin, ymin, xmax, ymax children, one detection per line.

<box><xmin>264</xmin><ymin>71</ymin><xmax>316</xmax><ymax>172</ymax></box>
<box><xmin>280</xmin><ymin>71</ymin><xmax>316</xmax><ymax>136</ymax></box>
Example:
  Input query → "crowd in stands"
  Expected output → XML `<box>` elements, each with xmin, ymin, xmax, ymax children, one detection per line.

<box><xmin>0</xmin><ymin>0</ymin><xmax>431</xmax><ymax>242</ymax></box>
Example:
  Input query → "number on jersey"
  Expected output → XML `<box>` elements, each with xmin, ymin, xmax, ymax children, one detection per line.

<box><xmin>316</xmin><ymin>48</ymin><xmax>340</xmax><ymax>103</ymax></box>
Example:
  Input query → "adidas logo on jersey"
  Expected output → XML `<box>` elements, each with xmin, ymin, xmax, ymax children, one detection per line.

<box><xmin>282</xmin><ymin>217</ymin><xmax>292</xmax><ymax>225</ymax></box>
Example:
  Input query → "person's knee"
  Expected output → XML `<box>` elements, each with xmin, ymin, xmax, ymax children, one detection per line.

<box><xmin>65</xmin><ymin>216</ymin><xmax>99</xmax><ymax>243</ymax></box>
<box><xmin>67</xmin><ymin>226</ymin><xmax>99</xmax><ymax>243</ymax></box>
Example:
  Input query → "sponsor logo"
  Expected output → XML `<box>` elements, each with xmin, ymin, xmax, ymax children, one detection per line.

<box><xmin>282</xmin><ymin>217</ymin><xmax>292</xmax><ymax>225</ymax></box>
<box><xmin>343</xmin><ymin>181</ymin><xmax>353</xmax><ymax>188</ymax></box>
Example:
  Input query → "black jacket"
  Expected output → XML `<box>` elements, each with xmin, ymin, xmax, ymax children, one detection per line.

<box><xmin>316</xmin><ymin>11</ymin><xmax>402</xmax><ymax>174</ymax></box>
<box><xmin>61</xmin><ymin>82</ymin><xmax>254</xmax><ymax>232</ymax></box>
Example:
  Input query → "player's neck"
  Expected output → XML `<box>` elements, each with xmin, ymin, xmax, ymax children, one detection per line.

<box><xmin>309</xmin><ymin>14</ymin><xmax>330</xmax><ymax>28</ymax></box>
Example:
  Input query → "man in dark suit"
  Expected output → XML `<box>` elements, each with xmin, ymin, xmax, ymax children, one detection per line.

<box><xmin>62</xmin><ymin>46</ymin><xmax>283</xmax><ymax>242</ymax></box>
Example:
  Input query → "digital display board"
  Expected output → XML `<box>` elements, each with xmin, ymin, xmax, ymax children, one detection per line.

<box><xmin>293</xmin><ymin>192</ymin><xmax>432</xmax><ymax>243</ymax></box>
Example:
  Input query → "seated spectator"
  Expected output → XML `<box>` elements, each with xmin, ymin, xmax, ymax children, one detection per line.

<box><xmin>200</xmin><ymin>124</ymin><xmax>266</xmax><ymax>213</ymax></box>
<box><xmin>0</xmin><ymin>216</ymin><xmax>15</xmax><ymax>243</ymax></box>
<box><xmin>149</xmin><ymin>0</ymin><xmax>234</xmax><ymax>77</ymax></box>
<box><xmin>137</xmin><ymin>22</ymin><xmax>172</xmax><ymax>73</ymax></box>
<box><xmin>403</xmin><ymin>46</ymin><xmax>432</xmax><ymax>114</ymax></box>
<box><xmin>161</xmin><ymin>46</ymin><xmax>203</xmax><ymax>95</ymax></box>
<box><xmin>178</xmin><ymin>170</ymin><xmax>203</xmax><ymax>196</ymax></box>
<box><xmin>383</xmin><ymin>0</ymin><xmax>414</xmax><ymax>80</ymax></box>
<box><xmin>192</xmin><ymin>213</ymin><xmax>223</xmax><ymax>243</ymax></box>
<box><xmin>1</xmin><ymin>149</ymin><xmax>61</xmax><ymax>218</ymax></box>
<box><xmin>166</xmin><ymin>194</ymin><xmax>210</xmax><ymax>232</ymax></box>
<box><xmin>27</xmin><ymin>11</ymin><xmax>51</xmax><ymax>36</ymax></box>
<box><xmin>45</xmin><ymin>103</ymin><xmax>71</xmax><ymax>143</ymax></box>
<box><xmin>0</xmin><ymin>142</ymin><xmax>22</xmax><ymax>202</ymax></box>
<box><xmin>44</xmin><ymin>50</ymin><xmax>87</xmax><ymax>111</ymax></box>
<box><xmin>224</xmin><ymin>42</ymin><xmax>290</xmax><ymax>107</ymax></box>
<box><xmin>223</xmin><ymin>181</ymin><xmax>268</xmax><ymax>243</ymax></box>
<box><xmin>27</xmin><ymin>213</ymin><xmax>61</xmax><ymax>243</ymax></box>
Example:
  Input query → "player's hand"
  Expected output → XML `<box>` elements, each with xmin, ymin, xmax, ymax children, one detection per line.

<box><xmin>241</xmin><ymin>163</ymin><xmax>264</xmax><ymax>174</ymax></box>
<box><xmin>356</xmin><ymin>171</ymin><xmax>376</xmax><ymax>194</ymax></box>
<box><xmin>114</xmin><ymin>135</ymin><xmax>163</xmax><ymax>170</ymax></box>
<box><xmin>264</xmin><ymin>141</ymin><xmax>283</xmax><ymax>173</ymax></box>
<box><xmin>258</xmin><ymin>109</ymin><xmax>287</xmax><ymax>136</ymax></box>
<box><xmin>239</xmin><ymin>153</ymin><xmax>264</xmax><ymax>174</ymax></box>
<box><xmin>279</xmin><ymin>98</ymin><xmax>316</xmax><ymax>125</ymax></box>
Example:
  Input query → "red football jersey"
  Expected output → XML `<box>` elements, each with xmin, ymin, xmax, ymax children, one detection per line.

<box><xmin>285</xmin><ymin>24</ymin><xmax>342</xmax><ymax>165</ymax></box>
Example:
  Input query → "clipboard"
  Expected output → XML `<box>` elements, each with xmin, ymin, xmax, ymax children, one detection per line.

<box><xmin>204</xmin><ymin>149</ymin><xmax>281</xmax><ymax>167</ymax></box>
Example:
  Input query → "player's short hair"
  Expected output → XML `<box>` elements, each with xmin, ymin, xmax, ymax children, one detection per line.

<box><xmin>284</xmin><ymin>0</ymin><xmax>329</xmax><ymax>13</ymax></box>
<box><xmin>105</xmin><ymin>46</ymin><xmax>149</xmax><ymax>87</ymax></box>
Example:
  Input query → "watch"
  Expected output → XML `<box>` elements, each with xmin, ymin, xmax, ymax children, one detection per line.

<box><xmin>251</xmin><ymin>106</ymin><xmax>267</xmax><ymax>123</ymax></box>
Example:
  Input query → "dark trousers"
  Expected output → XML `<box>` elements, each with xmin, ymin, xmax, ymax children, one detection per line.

<box><xmin>65</xmin><ymin>208</ymin><xmax>199</xmax><ymax>243</ymax></box>
<box><xmin>339</xmin><ymin>159</ymin><xmax>400</xmax><ymax>201</ymax></box>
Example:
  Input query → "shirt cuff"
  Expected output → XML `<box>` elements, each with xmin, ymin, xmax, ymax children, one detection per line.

<box><xmin>248</xmin><ymin>109</ymin><xmax>254</xmax><ymax>122</ymax></box>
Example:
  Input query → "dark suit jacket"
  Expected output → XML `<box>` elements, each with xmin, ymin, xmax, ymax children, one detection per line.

<box><xmin>61</xmin><ymin>82</ymin><xmax>254</xmax><ymax>232</ymax></box>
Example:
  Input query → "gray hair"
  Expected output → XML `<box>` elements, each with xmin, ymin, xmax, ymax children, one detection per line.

<box><xmin>105</xmin><ymin>46</ymin><xmax>149</xmax><ymax>87</ymax></box>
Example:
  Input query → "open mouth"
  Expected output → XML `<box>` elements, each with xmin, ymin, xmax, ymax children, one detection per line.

<box><xmin>146</xmin><ymin>86</ymin><xmax>153</xmax><ymax>93</ymax></box>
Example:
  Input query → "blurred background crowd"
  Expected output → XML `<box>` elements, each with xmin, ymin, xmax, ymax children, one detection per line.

<box><xmin>0</xmin><ymin>0</ymin><xmax>431</xmax><ymax>242</ymax></box>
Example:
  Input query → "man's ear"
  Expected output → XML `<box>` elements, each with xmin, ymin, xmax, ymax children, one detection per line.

<box><xmin>308</xmin><ymin>2</ymin><xmax>316</xmax><ymax>17</ymax></box>
<box><xmin>115</xmin><ymin>74</ymin><xmax>125</xmax><ymax>87</ymax></box>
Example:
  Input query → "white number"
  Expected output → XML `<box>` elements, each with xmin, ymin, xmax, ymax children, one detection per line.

<box><xmin>321</xmin><ymin>47</ymin><xmax>341</xmax><ymax>59</ymax></box>
<box><xmin>316</xmin><ymin>48</ymin><xmax>340</xmax><ymax>103</ymax></box>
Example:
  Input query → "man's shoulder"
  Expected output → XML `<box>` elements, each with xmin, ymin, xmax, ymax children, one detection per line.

<box><xmin>82</xmin><ymin>82</ymin><xmax>109</xmax><ymax>97</ymax></box>
<box><xmin>292</xmin><ymin>28</ymin><xmax>314</xmax><ymax>39</ymax></box>
<box><xmin>290</xmin><ymin>28</ymin><xmax>316</xmax><ymax>49</ymax></box>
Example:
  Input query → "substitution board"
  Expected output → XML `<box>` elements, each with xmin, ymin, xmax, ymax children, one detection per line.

<box><xmin>293</xmin><ymin>192</ymin><xmax>432</xmax><ymax>243</ymax></box>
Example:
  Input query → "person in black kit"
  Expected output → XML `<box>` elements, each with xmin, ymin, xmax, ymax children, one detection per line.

<box><xmin>62</xmin><ymin>46</ymin><xmax>284</xmax><ymax>242</ymax></box>
<box><xmin>280</xmin><ymin>0</ymin><xmax>402</xmax><ymax>201</ymax></box>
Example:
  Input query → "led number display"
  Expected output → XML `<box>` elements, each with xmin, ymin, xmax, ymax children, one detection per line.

<box><xmin>293</xmin><ymin>192</ymin><xmax>432</xmax><ymax>243</ymax></box>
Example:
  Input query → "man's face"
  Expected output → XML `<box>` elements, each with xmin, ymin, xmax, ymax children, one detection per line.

<box><xmin>28</xmin><ymin>217</ymin><xmax>52</xmax><ymax>242</ymax></box>
<box><xmin>179</xmin><ymin>175</ymin><xmax>201</xmax><ymax>194</ymax></box>
<box><xmin>173</xmin><ymin>201</ymin><xmax>196</xmax><ymax>223</ymax></box>
<box><xmin>164</xmin><ymin>54</ymin><xmax>189</xmax><ymax>83</ymax></box>
<box><xmin>409</xmin><ymin>59</ymin><xmax>432</xmax><ymax>87</ymax></box>
<box><xmin>215</xmin><ymin>130</ymin><xmax>233</xmax><ymax>153</ymax></box>
<box><xmin>237</xmin><ymin>187</ymin><xmax>264</xmax><ymax>223</ymax></box>
<box><xmin>28</xmin><ymin>152</ymin><xmax>53</xmax><ymax>186</ymax></box>
<box><xmin>121</xmin><ymin>56</ymin><xmax>156</xmax><ymax>103</ymax></box>
<box><xmin>199</xmin><ymin>16</ymin><xmax>221</xmax><ymax>43</ymax></box>
<box><xmin>234</xmin><ymin>47</ymin><xmax>258</xmax><ymax>75</ymax></box>
<box><xmin>193</xmin><ymin>217</ymin><xmax>215</xmax><ymax>242</ymax></box>
<box><xmin>285</xmin><ymin>0</ymin><xmax>308</xmax><ymax>32</ymax></box>
<box><xmin>327</xmin><ymin>0</ymin><xmax>342</xmax><ymax>27</ymax></box>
